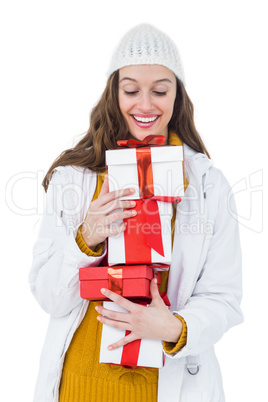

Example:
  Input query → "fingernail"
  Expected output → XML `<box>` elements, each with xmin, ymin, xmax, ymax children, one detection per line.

<box><xmin>130</xmin><ymin>201</ymin><xmax>136</xmax><ymax>206</ymax></box>
<box><xmin>108</xmin><ymin>346</ymin><xmax>112</xmax><ymax>351</ymax></box>
<box><xmin>153</xmin><ymin>278</ymin><xmax>157</xmax><ymax>284</ymax></box>
<box><xmin>101</xmin><ymin>288</ymin><xmax>106</xmax><ymax>294</ymax></box>
<box><xmin>130</xmin><ymin>188</ymin><xmax>135</xmax><ymax>193</ymax></box>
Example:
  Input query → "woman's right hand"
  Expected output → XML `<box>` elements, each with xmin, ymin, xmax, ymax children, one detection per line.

<box><xmin>80</xmin><ymin>175</ymin><xmax>137</xmax><ymax>250</ymax></box>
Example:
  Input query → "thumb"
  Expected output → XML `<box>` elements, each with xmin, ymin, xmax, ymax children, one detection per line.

<box><xmin>149</xmin><ymin>277</ymin><xmax>162</xmax><ymax>305</ymax></box>
<box><xmin>99</xmin><ymin>174</ymin><xmax>109</xmax><ymax>197</ymax></box>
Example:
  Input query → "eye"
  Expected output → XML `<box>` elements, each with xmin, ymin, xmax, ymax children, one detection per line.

<box><xmin>124</xmin><ymin>91</ymin><xmax>139</xmax><ymax>95</ymax></box>
<box><xmin>154</xmin><ymin>91</ymin><xmax>167</xmax><ymax>96</ymax></box>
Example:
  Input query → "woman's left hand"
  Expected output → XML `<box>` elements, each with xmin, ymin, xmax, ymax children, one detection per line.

<box><xmin>95</xmin><ymin>278</ymin><xmax>182</xmax><ymax>350</ymax></box>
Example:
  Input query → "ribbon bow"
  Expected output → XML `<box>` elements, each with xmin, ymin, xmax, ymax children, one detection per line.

<box><xmin>117</xmin><ymin>134</ymin><xmax>166</xmax><ymax>148</ymax></box>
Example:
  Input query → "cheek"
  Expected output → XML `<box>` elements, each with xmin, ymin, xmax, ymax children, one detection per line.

<box><xmin>167</xmin><ymin>93</ymin><xmax>176</xmax><ymax>118</ymax></box>
<box><xmin>118</xmin><ymin>94</ymin><xmax>132</xmax><ymax>116</ymax></box>
<box><xmin>118</xmin><ymin>94</ymin><xmax>124</xmax><ymax>114</ymax></box>
<box><xmin>162</xmin><ymin>100</ymin><xmax>175</xmax><ymax>121</ymax></box>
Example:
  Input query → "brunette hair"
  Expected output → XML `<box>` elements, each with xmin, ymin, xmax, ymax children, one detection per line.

<box><xmin>42</xmin><ymin>70</ymin><xmax>210</xmax><ymax>192</ymax></box>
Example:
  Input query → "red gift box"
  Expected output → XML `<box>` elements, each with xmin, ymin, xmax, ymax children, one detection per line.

<box><xmin>79</xmin><ymin>265</ymin><xmax>161</xmax><ymax>301</ymax></box>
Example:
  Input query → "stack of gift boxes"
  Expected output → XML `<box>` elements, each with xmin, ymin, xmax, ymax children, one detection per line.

<box><xmin>79</xmin><ymin>135</ymin><xmax>185</xmax><ymax>368</ymax></box>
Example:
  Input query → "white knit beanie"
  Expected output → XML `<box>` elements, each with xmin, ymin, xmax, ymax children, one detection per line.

<box><xmin>107</xmin><ymin>23</ymin><xmax>185</xmax><ymax>85</ymax></box>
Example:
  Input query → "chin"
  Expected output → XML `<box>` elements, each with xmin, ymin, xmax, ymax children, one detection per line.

<box><xmin>129</xmin><ymin>129</ymin><xmax>166</xmax><ymax>142</ymax></box>
<box><xmin>131</xmin><ymin>133</ymin><xmax>151</xmax><ymax>141</ymax></box>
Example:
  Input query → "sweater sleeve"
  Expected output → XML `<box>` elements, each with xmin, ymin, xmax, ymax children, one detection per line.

<box><xmin>162</xmin><ymin>315</ymin><xmax>187</xmax><ymax>354</ymax></box>
<box><xmin>76</xmin><ymin>225</ymin><xmax>105</xmax><ymax>257</ymax></box>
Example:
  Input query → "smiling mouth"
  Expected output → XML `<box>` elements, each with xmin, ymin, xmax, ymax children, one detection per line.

<box><xmin>132</xmin><ymin>115</ymin><xmax>160</xmax><ymax>123</ymax></box>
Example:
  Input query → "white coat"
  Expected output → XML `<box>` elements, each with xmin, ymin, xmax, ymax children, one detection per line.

<box><xmin>29</xmin><ymin>144</ymin><xmax>243</xmax><ymax>402</ymax></box>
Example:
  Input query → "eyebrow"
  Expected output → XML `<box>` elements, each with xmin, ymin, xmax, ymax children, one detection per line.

<box><xmin>119</xmin><ymin>77</ymin><xmax>173</xmax><ymax>84</ymax></box>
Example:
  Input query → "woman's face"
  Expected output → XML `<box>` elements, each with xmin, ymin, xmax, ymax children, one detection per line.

<box><xmin>118</xmin><ymin>65</ymin><xmax>177</xmax><ymax>143</ymax></box>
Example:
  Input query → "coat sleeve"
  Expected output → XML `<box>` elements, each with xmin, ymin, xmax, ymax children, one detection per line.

<box><xmin>28</xmin><ymin>168</ymin><xmax>106</xmax><ymax>318</ymax></box>
<box><xmin>169</xmin><ymin>172</ymin><xmax>243</xmax><ymax>358</ymax></box>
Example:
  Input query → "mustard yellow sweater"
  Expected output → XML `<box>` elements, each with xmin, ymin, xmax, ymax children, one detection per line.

<box><xmin>59</xmin><ymin>132</ymin><xmax>187</xmax><ymax>402</ymax></box>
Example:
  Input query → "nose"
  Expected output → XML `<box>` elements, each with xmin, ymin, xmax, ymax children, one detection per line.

<box><xmin>137</xmin><ymin>92</ymin><xmax>154</xmax><ymax>112</ymax></box>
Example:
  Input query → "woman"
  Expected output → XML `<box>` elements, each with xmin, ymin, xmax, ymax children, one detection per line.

<box><xmin>29</xmin><ymin>24</ymin><xmax>243</xmax><ymax>402</ymax></box>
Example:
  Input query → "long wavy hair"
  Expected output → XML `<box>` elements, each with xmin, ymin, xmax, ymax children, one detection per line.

<box><xmin>42</xmin><ymin>70</ymin><xmax>210</xmax><ymax>192</ymax></box>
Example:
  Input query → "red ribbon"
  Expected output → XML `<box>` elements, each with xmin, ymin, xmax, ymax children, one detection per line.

<box><xmin>151</xmin><ymin>196</ymin><xmax>181</xmax><ymax>203</ymax></box>
<box><xmin>160</xmin><ymin>292</ymin><xmax>171</xmax><ymax>307</ymax></box>
<box><xmin>143</xmin><ymin>198</ymin><xmax>164</xmax><ymax>256</ymax></box>
<box><xmin>120</xmin><ymin>332</ymin><xmax>141</xmax><ymax>368</ymax></box>
<box><xmin>124</xmin><ymin>197</ymin><xmax>180</xmax><ymax>262</ymax></box>
<box><xmin>136</xmin><ymin>147</ymin><xmax>154</xmax><ymax>198</ymax></box>
<box><xmin>124</xmin><ymin>200</ymin><xmax>162</xmax><ymax>261</ymax></box>
<box><xmin>107</xmin><ymin>268</ymin><xmax>123</xmax><ymax>295</ymax></box>
<box><xmin>117</xmin><ymin>134</ymin><xmax>165</xmax><ymax>148</ymax></box>
<box><xmin>120</xmin><ymin>299</ymin><xmax>147</xmax><ymax>368</ymax></box>
<box><xmin>117</xmin><ymin>135</ymin><xmax>165</xmax><ymax>199</ymax></box>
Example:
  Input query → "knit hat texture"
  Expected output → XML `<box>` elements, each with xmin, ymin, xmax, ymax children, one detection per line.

<box><xmin>107</xmin><ymin>23</ymin><xmax>185</xmax><ymax>84</ymax></box>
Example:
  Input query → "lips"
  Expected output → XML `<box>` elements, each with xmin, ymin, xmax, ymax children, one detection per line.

<box><xmin>133</xmin><ymin>114</ymin><xmax>159</xmax><ymax>123</ymax></box>
<box><xmin>131</xmin><ymin>114</ymin><xmax>160</xmax><ymax>127</ymax></box>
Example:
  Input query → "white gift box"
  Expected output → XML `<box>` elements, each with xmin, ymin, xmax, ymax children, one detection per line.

<box><xmin>106</xmin><ymin>145</ymin><xmax>185</xmax><ymax>200</ymax></box>
<box><xmin>99</xmin><ymin>302</ymin><xmax>164</xmax><ymax>368</ymax></box>
<box><xmin>108</xmin><ymin>200</ymin><xmax>172</xmax><ymax>266</ymax></box>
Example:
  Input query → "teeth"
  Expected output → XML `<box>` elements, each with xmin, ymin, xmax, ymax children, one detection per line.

<box><xmin>133</xmin><ymin>115</ymin><xmax>158</xmax><ymax>123</ymax></box>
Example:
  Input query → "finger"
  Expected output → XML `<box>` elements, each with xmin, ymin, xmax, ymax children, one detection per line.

<box><xmin>98</xmin><ymin>187</ymin><xmax>136</xmax><ymax>208</ymax></box>
<box><xmin>96</xmin><ymin>314</ymin><xmax>132</xmax><ymax>332</ymax></box>
<box><xmin>106</xmin><ymin>199</ymin><xmax>136</xmax><ymax>213</ymax></box>
<box><xmin>100</xmin><ymin>288</ymin><xmax>137</xmax><ymax>312</ymax></box>
<box><xmin>105</xmin><ymin>221</ymin><xmax>127</xmax><ymax>237</ymax></box>
<box><xmin>98</xmin><ymin>174</ymin><xmax>110</xmax><ymax>197</ymax></box>
<box><xmin>104</xmin><ymin>209</ymin><xmax>137</xmax><ymax>226</ymax></box>
<box><xmin>149</xmin><ymin>278</ymin><xmax>163</xmax><ymax>305</ymax></box>
<box><xmin>90</xmin><ymin>199</ymin><xmax>136</xmax><ymax>218</ymax></box>
<box><xmin>117</xmin><ymin>200</ymin><xmax>136</xmax><ymax>210</ymax></box>
<box><xmin>108</xmin><ymin>332</ymin><xmax>137</xmax><ymax>351</ymax></box>
<box><xmin>84</xmin><ymin>175</ymin><xmax>111</xmax><ymax>219</ymax></box>
<box><xmin>93</xmin><ymin>221</ymin><xmax>126</xmax><ymax>241</ymax></box>
<box><xmin>95</xmin><ymin>305</ymin><xmax>130</xmax><ymax>323</ymax></box>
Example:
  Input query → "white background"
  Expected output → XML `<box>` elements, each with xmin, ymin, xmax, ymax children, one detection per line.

<box><xmin>1</xmin><ymin>0</ymin><xmax>267</xmax><ymax>400</ymax></box>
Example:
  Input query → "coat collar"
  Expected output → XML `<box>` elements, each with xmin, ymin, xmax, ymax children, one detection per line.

<box><xmin>183</xmin><ymin>143</ymin><xmax>212</xmax><ymax>178</ymax></box>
